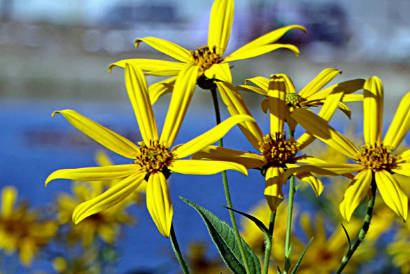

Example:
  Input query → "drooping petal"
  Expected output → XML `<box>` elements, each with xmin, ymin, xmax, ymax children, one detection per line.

<box><xmin>149</xmin><ymin>77</ymin><xmax>177</xmax><ymax>105</ymax></box>
<box><xmin>125</xmin><ymin>64</ymin><xmax>159</xmax><ymax>142</ymax></box>
<box><xmin>384</xmin><ymin>91</ymin><xmax>410</xmax><ymax>150</ymax></box>
<box><xmin>173</xmin><ymin>114</ymin><xmax>255</xmax><ymax>159</ymax></box>
<box><xmin>1</xmin><ymin>186</ymin><xmax>17</xmax><ymax>218</ymax></box>
<box><xmin>73</xmin><ymin>171</ymin><xmax>146</xmax><ymax>224</ymax></box>
<box><xmin>204</xmin><ymin>63</ymin><xmax>232</xmax><ymax>83</ymax></box>
<box><xmin>268</xmin><ymin>75</ymin><xmax>287</xmax><ymax>135</ymax></box>
<box><xmin>224</xmin><ymin>44</ymin><xmax>300</xmax><ymax>63</ymax></box>
<box><xmin>169</xmin><ymin>159</ymin><xmax>247</xmax><ymax>176</ymax></box>
<box><xmin>224</xmin><ymin>25</ymin><xmax>306</xmax><ymax>62</ymax></box>
<box><xmin>306</xmin><ymin>79</ymin><xmax>365</xmax><ymax>101</ymax></box>
<box><xmin>160</xmin><ymin>64</ymin><xmax>199</xmax><ymax>147</ymax></box>
<box><xmin>295</xmin><ymin>171</ymin><xmax>324</xmax><ymax>197</ymax></box>
<box><xmin>264</xmin><ymin>166</ymin><xmax>285</xmax><ymax>212</ymax></box>
<box><xmin>217</xmin><ymin>82</ymin><xmax>264</xmax><ymax>150</ymax></box>
<box><xmin>191</xmin><ymin>145</ymin><xmax>266</xmax><ymax>169</ymax></box>
<box><xmin>286</xmin><ymin>162</ymin><xmax>362</xmax><ymax>176</ymax></box>
<box><xmin>237</xmin><ymin>84</ymin><xmax>267</xmax><ymax>96</ymax></box>
<box><xmin>135</xmin><ymin>37</ymin><xmax>191</xmax><ymax>63</ymax></box>
<box><xmin>146</xmin><ymin>172</ymin><xmax>173</xmax><ymax>237</ymax></box>
<box><xmin>52</xmin><ymin>110</ymin><xmax>139</xmax><ymax>159</ymax></box>
<box><xmin>363</xmin><ymin>77</ymin><xmax>383</xmax><ymax>145</ymax></box>
<box><xmin>45</xmin><ymin>165</ymin><xmax>138</xmax><ymax>186</ymax></box>
<box><xmin>375</xmin><ymin>170</ymin><xmax>408</xmax><ymax>222</ymax></box>
<box><xmin>292</xmin><ymin>108</ymin><xmax>360</xmax><ymax>159</ymax></box>
<box><xmin>298</xmin><ymin>68</ymin><xmax>341</xmax><ymax>98</ymax></box>
<box><xmin>208</xmin><ymin>0</ymin><xmax>234</xmax><ymax>56</ymax></box>
<box><xmin>244</xmin><ymin>76</ymin><xmax>270</xmax><ymax>90</ymax></box>
<box><xmin>339</xmin><ymin>169</ymin><xmax>372</xmax><ymax>222</ymax></box>
<box><xmin>108</xmin><ymin>59</ymin><xmax>185</xmax><ymax>75</ymax></box>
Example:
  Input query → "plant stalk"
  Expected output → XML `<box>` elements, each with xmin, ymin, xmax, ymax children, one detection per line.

<box><xmin>169</xmin><ymin>223</ymin><xmax>190</xmax><ymax>274</ymax></box>
<box><xmin>263</xmin><ymin>212</ymin><xmax>277</xmax><ymax>274</ymax></box>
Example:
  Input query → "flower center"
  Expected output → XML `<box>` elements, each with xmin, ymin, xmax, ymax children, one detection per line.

<box><xmin>134</xmin><ymin>140</ymin><xmax>174</xmax><ymax>174</ymax></box>
<box><xmin>285</xmin><ymin>93</ymin><xmax>306</xmax><ymax>110</ymax></box>
<box><xmin>190</xmin><ymin>45</ymin><xmax>222</xmax><ymax>71</ymax></box>
<box><xmin>260</xmin><ymin>132</ymin><xmax>299</xmax><ymax>167</ymax></box>
<box><xmin>357</xmin><ymin>143</ymin><xmax>398</xmax><ymax>171</ymax></box>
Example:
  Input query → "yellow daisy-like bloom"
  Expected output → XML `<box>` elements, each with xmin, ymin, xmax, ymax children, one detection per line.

<box><xmin>45</xmin><ymin>64</ymin><xmax>252</xmax><ymax>237</ymax></box>
<box><xmin>0</xmin><ymin>186</ymin><xmax>58</xmax><ymax>266</ymax></box>
<box><xmin>193</xmin><ymin>75</ymin><xmax>349</xmax><ymax>212</ymax></box>
<box><xmin>109</xmin><ymin>0</ymin><xmax>305</xmax><ymax>104</ymax></box>
<box><xmin>292</xmin><ymin>76</ymin><xmax>410</xmax><ymax>222</ymax></box>
<box><xmin>237</xmin><ymin>68</ymin><xmax>364</xmax><ymax>131</ymax></box>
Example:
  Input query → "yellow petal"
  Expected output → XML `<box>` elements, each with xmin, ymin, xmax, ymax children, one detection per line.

<box><xmin>224</xmin><ymin>25</ymin><xmax>306</xmax><ymax>62</ymax></box>
<box><xmin>392</xmin><ymin>162</ymin><xmax>410</xmax><ymax>176</ymax></box>
<box><xmin>268</xmin><ymin>75</ymin><xmax>287</xmax><ymax>134</ymax></box>
<box><xmin>160</xmin><ymin>64</ymin><xmax>199</xmax><ymax>147</ymax></box>
<box><xmin>339</xmin><ymin>169</ymin><xmax>372</xmax><ymax>222</ymax></box>
<box><xmin>363</xmin><ymin>77</ymin><xmax>383</xmax><ymax>145</ymax></box>
<box><xmin>237</xmin><ymin>84</ymin><xmax>267</xmax><ymax>96</ymax></box>
<box><xmin>169</xmin><ymin>159</ymin><xmax>247</xmax><ymax>176</ymax></box>
<box><xmin>224</xmin><ymin>44</ymin><xmax>300</xmax><ymax>62</ymax></box>
<box><xmin>204</xmin><ymin>63</ymin><xmax>232</xmax><ymax>83</ymax></box>
<box><xmin>298</xmin><ymin>68</ymin><xmax>341</xmax><ymax>98</ymax></box>
<box><xmin>149</xmin><ymin>77</ymin><xmax>177</xmax><ymax>105</ymax></box>
<box><xmin>135</xmin><ymin>37</ymin><xmax>191</xmax><ymax>63</ymax></box>
<box><xmin>217</xmin><ymin>82</ymin><xmax>264</xmax><ymax>150</ymax></box>
<box><xmin>52</xmin><ymin>110</ymin><xmax>139</xmax><ymax>159</ymax></box>
<box><xmin>375</xmin><ymin>170</ymin><xmax>408</xmax><ymax>222</ymax></box>
<box><xmin>295</xmin><ymin>172</ymin><xmax>324</xmax><ymax>197</ymax></box>
<box><xmin>287</xmin><ymin>162</ymin><xmax>362</xmax><ymax>176</ymax></box>
<box><xmin>307</xmin><ymin>79</ymin><xmax>365</xmax><ymax>101</ymax></box>
<box><xmin>384</xmin><ymin>91</ymin><xmax>410</xmax><ymax>150</ymax></box>
<box><xmin>1</xmin><ymin>186</ymin><xmax>17</xmax><ymax>218</ymax></box>
<box><xmin>191</xmin><ymin>145</ymin><xmax>266</xmax><ymax>169</ymax></box>
<box><xmin>95</xmin><ymin>150</ymin><xmax>113</xmax><ymax>166</ymax></box>
<box><xmin>244</xmin><ymin>76</ymin><xmax>270</xmax><ymax>90</ymax></box>
<box><xmin>208</xmin><ymin>0</ymin><xmax>234</xmax><ymax>55</ymax></box>
<box><xmin>292</xmin><ymin>108</ymin><xmax>360</xmax><ymax>159</ymax></box>
<box><xmin>108</xmin><ymin>59</ymin><xmax>185</xmax><ymax>75</ymax></box>
<box><xmin>173</xmin><ymin>114</ymin><xmax>254</xmax><ymax>159</ymax></box>
<box><xmin>125</xmin><ymin>64</ymin><xmax>159</xmax><ymax>142</ymax></box>
<box><xmin>146</xmin><ymin>172</ymin><xmax>173</xmax><ymax>237</ymax></box>
<box><xmin>264</xmin><ymin>166</ymin><xmax>285</xmax><ymax>212</ymax></box>
<box><xmin>45</xmin><ymin>165</ymin><xmax>138</xmax><ymax>186</ymax></box>
<box><xmin>261</xmin><ymin>99</ymin><xmax>269</xmax><ymax>113</ymax></box>
<box><xmin>73</xmin><ymin>171</ymin><xmax>146</xmax><ymax>224</ymax></box>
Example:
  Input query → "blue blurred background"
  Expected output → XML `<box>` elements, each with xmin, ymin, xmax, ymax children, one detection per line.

<box><xmin>1</xmin><ymin>0</ymin><xmax>410</xmax><ymax>273</ymax></box>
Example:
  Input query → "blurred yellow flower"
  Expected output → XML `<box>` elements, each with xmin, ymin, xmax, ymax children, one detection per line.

<box><xmin>293</xmin><ymin>77</ymin><xmax>410</xmax><ymax>222</ymax></box>
<box><xmin>0</xmin><ymin>186</ymin><xmax>57</xmax><ymax>266</ymax></box>
<box><xmin>46</xmin><ymin>64</ymin><xmax>252</xmax><ymax>237</ymax></box>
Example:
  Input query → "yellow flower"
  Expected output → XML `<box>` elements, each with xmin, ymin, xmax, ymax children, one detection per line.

<box><xmin>0</xmin><ymin>186</ymin><xmax>58</xmax><ymax>266</ymax></box>
<box><xmin>109</xmin><ymin>0</ymin><xmax>305</xmax><ymax>104</ymax></box>
<box><xmin>193</xmin><ymin>75</ymin><xmax>347</xmax><ymax>212</ymax></box>
<box><xmin>45</xmin><ymin>64</ymin><xmax>252</xmax><ymax>237</ymax></box>
<box><xmin>292</xmin><ymin>76</ymin><xmax>410</xmax><ymax>222</ymax></box>
<box><xmin>238</xmin><ymin>68</ymin><xmax>364</xmax><ymax>131</ymax></box>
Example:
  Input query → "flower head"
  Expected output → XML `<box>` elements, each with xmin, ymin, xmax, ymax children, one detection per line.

<box><xmin>45</xmin><ymin>64</ymin><xmax>252</xmax><ymax>237</ymax></box>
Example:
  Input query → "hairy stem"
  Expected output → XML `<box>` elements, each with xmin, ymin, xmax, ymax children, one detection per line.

<box><xmin>170</xmin><ymin>224</ymin><xmax>190</xmax><ymax>274</ymax></box>
<box><xmin>263</xmin><ymin>212</ymin><xmax>277</xmax><ymax>274</ymax></box>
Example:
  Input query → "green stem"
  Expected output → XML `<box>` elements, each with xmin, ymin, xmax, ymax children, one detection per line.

<box><xmin>263</xmin><ymin>212</ymin><xmax>276</xmax><ymax>274</ymax></box>
<box><xmin>210</xmin><ymin>87</ymin><xmax>251</xmax><ymax>274</ymax></box>
<box><xmin>336</xmin><ymin>178</ymin><xmax>377</xmax><ymax>274</ymax></box>
<box><xmin>169</xmin><ymin>224</ymin><xmax>190</xmax><ymax>274</ymax></box>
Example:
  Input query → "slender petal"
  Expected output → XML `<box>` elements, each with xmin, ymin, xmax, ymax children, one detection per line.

<box><xmin>339</xmin><ymin>169</ymin><xmax>372</xmax><ymax>222</ymax></box>
<box><xmin>160</xmin><ymin>64</ymin><xmax>199</xmax><ymax>147</ymax></box>
<box><xmin>244</xmin><ymin>76</ymin><xmax>270</xmax><ymax>90</ymax></box>
<box><xmin>135</xmin><ymin>37</ymin><xmax>191</xmax><ymax>63</ymax></box>
<box><xmin>289</xmin><ymin>162</ymin><xmax>363</xmax><ymax>175</ymax></box>
<box><xmin>363</xmin><ymin>77</ymin><xmax>383</xmax><ymax>145</ymax></box>
<box><xmin>73</xmin><ymin>171</ymin><xmax>146</xmax><ymax>224</ymax></box>
<box><xmin>393</xmin><ymin>163</ymin><xmax>410</xmax><ymax>177</ymax></box>
<box><xmin>307</xmin><ymin>79</ymin><xmax>365</xmax><ymax>101</ymax></box>
<box><xmin>146</xmin><ymin>172</ymin><xmax>173</xmax><ymax>237</ymax></box>
<box><xmin>45</xmin><ymin>165</ymin><xmax>138</xmax><ymax>186</ymax></box>
<box><xmin>224</xmin><ymin>25</ymin><xmax>306</xmax><ymax>62</ymax></box>
<box><xmin>191</xmin><ymin>145</ymin><xmax>266</xmax><ymax>169</ymax></box>
<box><xmin>294</xmin><ymin>171</ymin><xmax>324</xmax><ymax>197</ymax></box>
<box><xmin>1</xmin><ymin>186</ymin><xmax>17</xmax><ymax>218</ymax></box>
<box><xmin>264</xmin><ymin>166</ymin><xmax>285</xmax><ymax>212</ymax></box>
<box><xmin>125</xmin><ymin>64</ymin><xmax>159</xmax><ymax>142</ymax></box>
<box><xmin>208</xmin><ymin>0</ymin><xmax>234</xmax><ymax>56</ymax></box>
<box><xmin>298</xmin><ymin>68</ymin><xmax>341</xmax><ymax>98</ymax></box>
<box><xmin>268</xmin><ymin>75</ymin><xmax>287</xmax><ymax>134</ymax></box>
<box><xmin>384</xmin><ymin>91</ymin><xmax>410</xmax><ymax>150</ymax></box>
<box><xmin>237</xmin><ymin>84</ymin><xmax>267</xmax><ymax>96</ymax></box>
<box><xmin>169</xmin><ymin>159</ymin><xmax>247</xmax><ymax>176</ymax></box>
<box><xmin>108</xmin><ymin>59</ymin><xmax>185</xmax><ymax>75</ymax></box>
<box><xmin>224</xmin><ymin>44</ymin><xmax>300</xmax><ymax>62</ymax></box>
<box><xmin>217</xmin><ymin>82</ymin><xmax>264</xmax><ymax>150</ymax></box>
<box><xmin>375</xmin><ymin>170</ymin><xmax>408</xmax><ymax>222</ymax></box>
<box><xmin>292</xmin><ymin>108</ymin><xmax>360</xmax><ymax>159</ymax></box>
<box><xmin>204</xmin><ymin>63</ymin><xmax>232</xmax><ymax>83</ymax></box>
<box><xmin>149</xmin><ymin>77</ymin><xmax>177</xmax><ymax>105</ymax></box>
<box><xmin>173</xmin><ymin>114</ymin><xmax>255</xmax><ymax>159</ymax></box>
<box><xmin>397</xmin><ymin>149</ymin><xmax>410</xmax><ymax>163</ymax></box>
<box><xmin>52</xmin><ymin>110</ymin><xmax>139</xmax><ymax>159</ymax></box>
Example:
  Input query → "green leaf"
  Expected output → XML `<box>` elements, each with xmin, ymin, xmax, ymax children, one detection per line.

<box><xmin>180</xmin><ymin>197</ymin><xmax>261</xmax><ymax>274</ymax></box>
<box><xmin>291</xmin><ymin>237</ymin><xmax>314</xmax><ymax>274</ymax></box>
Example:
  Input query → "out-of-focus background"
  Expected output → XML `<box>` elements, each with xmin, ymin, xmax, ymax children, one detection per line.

<box><xmin>1</xmin><ymin>0</ymin><xmax>410</xmax><ymax>273</ymax></box>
